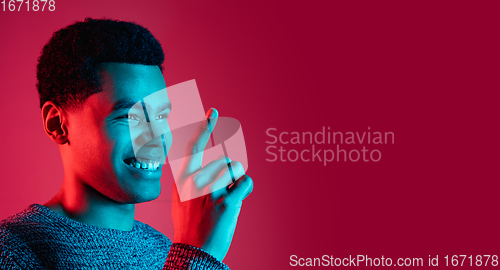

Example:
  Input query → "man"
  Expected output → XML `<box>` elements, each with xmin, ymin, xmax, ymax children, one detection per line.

<box><xmin>0</xmin><ymin>18</ymin><xmax>253</xmax><ymax>269</ymax></box>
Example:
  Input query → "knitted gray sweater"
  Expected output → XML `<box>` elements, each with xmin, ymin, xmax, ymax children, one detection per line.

<box><xmin>0</xmin><ymin>204</ymin><xmax>230</xmax><ymax>269</ymax></box>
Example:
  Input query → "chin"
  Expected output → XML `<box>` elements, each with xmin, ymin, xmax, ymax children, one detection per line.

<box><xmin>134</xmin><ymin>193</ymin><xmax>161</xmax><ymax>203</ymax></box>
<box><xmin>128</xmin><ymin>184</ymin><xmax>162</xmax><ymax>203</ymax></box>
<box><xmin>114</xmin><ymin>165</ymin><xmax>163</xmax><ymax>203</ymax></box>
<box><xmin>134</xmin><ymin>197</ymin><xmax>159</xmax><ymax>204</ymax></box>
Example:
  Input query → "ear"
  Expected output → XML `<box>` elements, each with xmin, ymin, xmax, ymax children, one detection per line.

<box><xmin>41</xmin><ymin>101</ymin><xmax>69</xmax><ymax>144</ymax></box>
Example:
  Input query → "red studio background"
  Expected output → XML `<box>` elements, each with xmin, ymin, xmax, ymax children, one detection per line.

<box><xmin>0</xmin><ymin>1</ymin><xmax>499</xmax><ymax>269</ymax></box>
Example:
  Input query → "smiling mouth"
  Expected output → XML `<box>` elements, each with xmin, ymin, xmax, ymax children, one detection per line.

<box><xmin>123</xmin><ymin>157</ymin><xmax>162</xmax><ymax>170</ymax></box>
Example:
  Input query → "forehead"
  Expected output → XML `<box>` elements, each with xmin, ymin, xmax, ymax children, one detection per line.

<box><xmin>98</xmin><ymin>62</ymin><xmax>168</xmax><ymax>105</ymax></box>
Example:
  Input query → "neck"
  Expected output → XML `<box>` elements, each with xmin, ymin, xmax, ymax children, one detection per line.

<box><xmin>44</xmin><ymin>176</ymin><xmax>135</xmax><ymax>231</ymax></box>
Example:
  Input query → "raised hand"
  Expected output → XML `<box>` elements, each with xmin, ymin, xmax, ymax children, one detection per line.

<box><xmin>172</xmin><ymin>108</ymin><xmax>253</xmax><ymax>261</ymax></box>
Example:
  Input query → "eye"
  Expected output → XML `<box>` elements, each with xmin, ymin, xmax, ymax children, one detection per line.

<box><xmin>155</xmin><ymin>113</ymin><xmax>169</xmax><ymax>120</ymax></box>
<box><xmin>128</xmin><ymin>114</ymin><xmax>140</xmax><ymax>121</ymax></box>
<box><xmin>123</xmin><ymin>114</ymin><xmax>141</xmax><ymax>128</ymax></box>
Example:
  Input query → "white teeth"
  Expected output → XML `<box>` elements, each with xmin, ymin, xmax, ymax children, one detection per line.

<box><xmin>129</xmin><ymin>158</ymin><xmax>161</xmax><ymax>170</ymax></box>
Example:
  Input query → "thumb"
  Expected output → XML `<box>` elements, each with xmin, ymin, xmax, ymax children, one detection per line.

<box><xmin>227</xmin><ymin>175</ymin><xmax>253</xmax><ymax>202</ymax></box>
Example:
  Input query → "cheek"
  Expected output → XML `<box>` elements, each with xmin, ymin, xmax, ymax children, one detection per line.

<box><xmin>164</xmin><ymin>130</ymin><xmax>173</xmax><ymax>154</ymax></box>
<box><xmin>82</xmin><ymin>134</ymin><xmax>114</xmax><ymax>169</ymax></box>
<box><xmin>107</xmin><ymin>127</ymin><xmax>133</xmax><ymax>166</ymax></box>
<box><xmin>71</xmin><ymin>110</ymin><xmax>110</xmax><ymax>153</ymax></box>
<box><xmin>72</xmin><ymin>122</ymin><xmax>115</xmax><ymax>170</ymax></box>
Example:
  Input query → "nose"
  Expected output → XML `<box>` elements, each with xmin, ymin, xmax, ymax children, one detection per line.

<box><xmin>136</xmin><ymin>123</ymin><xmax>155</xmax><ymax>146</ymax></box>
<box><xmin>136</xmin><ymin>138</ymin><xmax>165</xmax><ymax>159</ymax></box>
<box><xmin>135</xmin><ymin>120</ymin><xmax>170</xmax><ymax>160</ymax></box>
<box><xmin>135</xmin><ymin>119</ymin><xmax>164</xmax><ymax>146</ymax></box>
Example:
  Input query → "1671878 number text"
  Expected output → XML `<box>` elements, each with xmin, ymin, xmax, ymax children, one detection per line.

<box><xmin>2</xmin><ymin>0</ymin><xmax>55</xmax><ymax>11</ymax></box>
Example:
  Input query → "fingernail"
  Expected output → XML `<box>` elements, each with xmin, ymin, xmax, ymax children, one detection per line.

<box><xmin>206</xmin><ymin>108</ymin><xmax>218</xmax><ymax>119</ymax></box>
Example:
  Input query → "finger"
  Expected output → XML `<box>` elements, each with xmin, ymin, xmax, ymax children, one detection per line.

<box><xmin>226</xmin><ymin>175</ymin><xmax>253</xmax><ymax>203</ymax></box>
<box><xmin>199</xmin><ymin>155</ymin><xmax>231</xmax><ymax>182</ymax></box>
<box><xmin>209</xmin><ymin>160</ymin><xmax>245</xmax><ymax>198</ymax></box>
<box><xmin>180</xmin><ymin>108</ymin><xmax>218</xmax><ymax>175</ymax></box>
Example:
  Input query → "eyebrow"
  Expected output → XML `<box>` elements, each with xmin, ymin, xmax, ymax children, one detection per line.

<box><xmin>112</xmin><ymin>100</ymin><xmax>138</xmax><ymax>112</ymax></box>
<box><xmin>112</xmin><ymin>99</ymin><xmax>172</xmax><ymax>112</ymax></box>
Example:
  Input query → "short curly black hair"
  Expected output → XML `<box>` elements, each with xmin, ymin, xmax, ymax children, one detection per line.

<box><xmin>36</xmin><ymin>17</ymin><xmax>164</xmax><ymax>110</ymax></box>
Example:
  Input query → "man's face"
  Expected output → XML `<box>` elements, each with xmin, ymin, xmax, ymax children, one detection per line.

<box><xmin>66</xmin><ymin>63</ymin><xmax>172</xmax><ymax>203</ymax></box>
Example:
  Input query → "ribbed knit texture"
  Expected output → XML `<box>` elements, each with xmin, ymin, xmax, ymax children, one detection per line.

<box><xmin>0</xmin><ymin>204</ymin><xmax>230</xmax><ymax>270</ymax></box>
